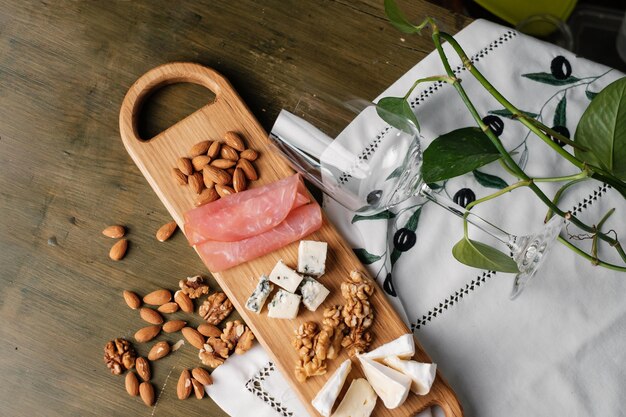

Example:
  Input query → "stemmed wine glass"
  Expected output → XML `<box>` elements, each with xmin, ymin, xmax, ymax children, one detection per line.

<box><xmin>269</xmin><ymin>95</ymin><xmax>563</xmax><ymax>299</ymax></box>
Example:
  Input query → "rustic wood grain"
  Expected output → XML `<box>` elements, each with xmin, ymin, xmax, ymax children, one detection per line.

<box><xmin>0</xmin><ymin>1</ymin><xmax>469</xmax><ymax>416</ymax></box>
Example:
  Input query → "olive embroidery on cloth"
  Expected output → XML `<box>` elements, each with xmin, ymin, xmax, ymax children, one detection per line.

<box><xmin>453</xmin><ymin>188</ymin><xmax>476</xmax><ymax>208</ymax></box>
<box><xmin>393</xmin><ymin>228</ymin><xmax>416</xmax><ymax>252</ymax></box>
<box><xmin>550</xmin><ymin>125</ymin><xmax>570</xmax><ymax>147</ymax></box>
<box><xmin>482</xmin><ymin>115</ymin><xmax>504</xmax><ymax>137</ymax></box>
<box><xmin>383</xmin><ymin>273</ymin><xmax>397</xmax><ymax>297</ymax></box>
<box><xmin>550</xmin><ymin>56</ymin><xmax>572</xmax><ymax>80</ymax></box>
<box><xmin>367</xmin><ymin>189</ymin><xmax>383</xmax><ymax>205</ymax></box>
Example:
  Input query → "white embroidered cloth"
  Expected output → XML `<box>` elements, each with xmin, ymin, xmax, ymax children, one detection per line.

<box><xmin>207</xmin><ymin>19</ymin><xmax>626</xmax><ymax>417</ymax></box>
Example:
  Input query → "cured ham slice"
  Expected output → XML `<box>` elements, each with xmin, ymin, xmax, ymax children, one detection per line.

<box><xmin>195</xmin><ymin>203</ymin><xmax>322</xmax><ymax>272</ymax></box>
<box><xmin>184</xmin><ymin>174</ymin><xmax>309</xmax><ymax>244</ymax></box>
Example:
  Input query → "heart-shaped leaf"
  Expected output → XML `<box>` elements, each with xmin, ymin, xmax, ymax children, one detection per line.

<box><xmin>452</xmin><ymin>237</ymin><xmax>519</xmax><ymax>273</ymax></box>
<box><xmin>575</xmin><ymin>77</ymin><xmax>626</xmax><ymax>181</ymax></box>
<box><xmin>422</xmin><ymin>127</ymin><xmax>501</xmax><ymax>183</ymax></box>
<box><xmin>384</xmin><ymin>0</ymin><xmax>420</xmax><ymax>34</ymax></box>
<box><xmin>377</xmin><ymin>96</ymin><xmax>420</xmax><ymax>133</ymax></box>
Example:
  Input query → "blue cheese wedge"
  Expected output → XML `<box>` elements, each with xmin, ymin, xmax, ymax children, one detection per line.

<box><xmin>299</xmin><ymin>277</ymin><xmax>330</xmax><ymax>312</ymax></box>
<box><xmin>312</xmin><ymin>359</ymin><xmax>351</xmax><ymax>417</ymax></box>
<box><xmin>298</xmin><ymin>240</ymin><xmax>328</xmax><ymax>276</ymax></box>
<box><xmin>267</xmin><ymin>289</ymin><xmax>301</xmax><ymax>319</ymax></box>
<box><xmin>269</xmin><ymin>260</ymin><xmax>304</xmax><ymax>293</ymax></box>
<box><xmin>382</xmin><ymin>356</ymin><xmax>437</xmax><ymax>395</ymax></box>
<box><xmin>331</xmin><ymin>378</ymin><xmax>377</xmax><ymax>417</ymax></box>
<box><xmin>359</xmin><ymin>356</ymin><xmax>411</xmax><ymax>409</ymax></box>
<box><xmin>245</xmin><ymin>275</ymin><xmax>274</xmax><ymax>314</ymax></box>
<box><xmin>361</xmin><ymin>333</ymin><xmax>415</xmax><ymax>360</ymax></box>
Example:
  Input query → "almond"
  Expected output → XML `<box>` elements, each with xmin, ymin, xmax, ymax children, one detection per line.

<box><xmin>226</xmin><ymin>167</ymin><xmax>235</xmax><ymax>175</ymax></box>
<box><xmin>123</xmin><ymin>290</ymin><xmax>141</xmax><ymax>309</ymax></box>
<box><xmin>192</xmin><ymin>155</ymin><xmax>212</xmax><ymax>171</ymax></box>
<box><xmin>239</xmin><ymin>149</ymin><xmax>258</xmax><ymax>161</ymax></box>
<box><xmin>233</xmin><ymin>168</ymin><xmax>247</xmax><ymax>193</ymax></box>
<box><xmin>163</xmin><ymin>320</ymin><xmax>186</xmax><ymax>333</ymax></box>
<box><xmin>236</xmin><ymin>158</ymin><xmax>258</xmax><ymax>181</ymax></box>
<box><xmin>109</xmin><ymin>239</ymin><xmax>128</xmax><ymax>261</ymax></box>
<box><xmin>139</xmin><ymin>308</ymin><xmax>164</xmax><ymax>325</ymax></box>
<box><xmin>188</xmin><ymin>172</ymin><xmax>204</xmax><ymax>194</ymax></box>
<box><xmin>195</xmin><ymin>188</ymin><xmax>219</xmax><ymax>207</ymax></box>
<box><xmin>197</xmin><ymin>323</ymin><xmax>222</xmax><ymax>338</ymax></box>
<box><xmin>223</xmin><ymin>131</ymin><xmax>246</xmax><ymax>151</ymax></box>
<box><xmin>148</xmin><ymin>341</ymin><xmax>170</xmax><ymax>361</ymax></box>
<box><xmin>210</xmin><ymin>158</ymin><xmax>237</xmax><ymax>169</ymax></box>
<box><xmin>125</xmin><ymin>371</ymin><xmax>140</xmax><ymax>396</ymax></box>
<box><xmin>136</xmin><ymin>357</ymin><xmax>151</xmax><ymax>381</ymax></box>
<box><xmin>207</xmin><ymin>141</ymin><xmax>221</xmax><ymax>158</ymax></box>
<box><xmin>181</xmin><ymin>327</ymin><xmax>205</xmax><ymax>350</ymax></box>
<box><xmin>202</xmin><ymin>169</ymin><xmax>215</xmax><ymax>189</ymax></box>
<box><xmin>203</xmin><ymin>166</ymin><xmax>231</xmax><ymax>185</ymax></box>
<box><xmin>172</xmin><ymin>167</ymin><xmax>188</xmax><ymax>185</ymax></box>
<box><xmin>177</xmin><ymin>157</ymin><xmax>193</xmax><ymax>176</ymax></box>
<box><xmin>143</xmin><ymin>289</ymin><xmax>171</xmax><ymax>305</ymax></box>
<box><xmin>191</xmin><ymin>378</ymin><xmax>205</xmax><ymax>399</ymax></box>
<box><xmin>139</xmin><ymin>382</ymin><xmax>155</xmax><ymax>406</ymax></box>
<box><xmin>156</xmin><ymin>221</ymin><xmax>177</xmax><ymax>242</ymax></box>
<box><xmin>158</xmin><ymin>302</ymin><xmax>179</xmax><ymax>314</ymax></box>
<box><xmin>189</xmin><ymin>140</ymin><xmax>211</xmax><ymax>157</ymax></box>
<box><xmin>191</xmin><ymin>368</ymin><xmax>213</xmax><ymax>386</ymax></box>
<box><xmin>177</xmin><ymin>369</ymin><xmax>192</xmax><ymax>400</ymax></box>
<box><xmin>220</xmin><ymin>145</ymin><xmax>239</xmax><ymax>161</ymax></box>
<box><xmin>174</xmin><ymin>290</ymin><xmax>194</xmax><ymax>313</ymax></box>
<box><xmin>216</xmin><ymin>184</ymin><xmax>235</xmax><ymax>198</ymax></box>
<box><xmin>102</xmin><ymin>225</ymin><xmax>125</xmax><ymax>238</ymax></box>
<box><xmin>134</xmin><ymin>325</ymin><xmax>161</xmax><ymax>343</ymax></box>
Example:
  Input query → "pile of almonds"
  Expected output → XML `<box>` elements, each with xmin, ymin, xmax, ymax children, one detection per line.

<box><xmin>172</xmin><ymin>131</ymin><xmax>260</xmax><ymax>207</ymax></box>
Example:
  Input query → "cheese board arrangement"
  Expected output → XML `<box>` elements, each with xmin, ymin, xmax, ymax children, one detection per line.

<box><xmin>119</xmin><ymin>62</ymin><xmax>463</xmax><ymax>416</ymax></box>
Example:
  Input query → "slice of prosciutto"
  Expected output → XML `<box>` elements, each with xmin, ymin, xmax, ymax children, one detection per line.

<box><xmin>195</xmin><ymin>203</ymin><xmax>322</xmax><ymax>272</ymax></box>
<box><xmin>184</xmin><ymin>174</ymin><xmax>309</xmax><ymax>244</ymax></box>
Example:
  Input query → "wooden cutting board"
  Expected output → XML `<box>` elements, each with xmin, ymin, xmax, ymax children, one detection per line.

<box><xmin>119</xmin><ymin>62</ymin><xmax>463</xmax><ymax>417</ymax></box>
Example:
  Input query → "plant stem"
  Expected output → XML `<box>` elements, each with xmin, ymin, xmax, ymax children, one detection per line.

<box><xmin>544</xmin><ymin>178</ymin><xmax>588</xmax><ymax>222</ymax></box>
<box><xmin>533</xmin><ymin>171</ymin><xmax>589</xmax><ymax>183</ymax></box>
<box><xmin>403</xmin><ymin>75</ymin><xmax>456</xmax><ymax>100</ymax></box>
<box><xmin>558</xmin><ymin>237</ymin><xmax>626</xmax><ymax>271</ymax></box>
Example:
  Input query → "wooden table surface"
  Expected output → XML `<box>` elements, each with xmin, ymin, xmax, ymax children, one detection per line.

<box><xmin>0</xmin><ymin>1</ymin><xmax>469</xmax><ymax>416</ymax></box>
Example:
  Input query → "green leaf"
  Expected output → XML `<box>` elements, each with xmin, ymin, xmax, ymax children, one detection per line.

<box><xmin>352</xmin><ymin>210</ymin><xmax>396</xmax><ymax>224</ymax></box>
<box><xmin>426</xmin><ymin>182</ymin><xmax>443</xmax><ymax>190</ymax></box>
<box><xmin>522</xmin><ymin>72</ymin><xmax>580</xmax><ymax>86</ymax></box>
<box><xmin>422</xmin><ymin>127</ymin><xmax>501</xmax><ymax>183</ymax></box>
<box><xmin>405</xmin><ymin>207</ymin><xmax>422</xmax><ymax>231</ymax></box>
<box><xmin>390</xmin><ymin>248</ymin><xmax>402</xmax><ymax>266</ymax></box>
<box><xmin>473</xmin><ymin>170</ymin><xmax>508</xmax><ymax>189</ymax></box>
<box><xmin>452</xmin><ymin>237</ymin><xmax>519</xmax><ymax>273</ymax></box>
<box><xmin>488</xmin><ymin>109</ymin><xmax>539</xmax><ymax>119</ymax></box>
<box><xmin>384</xmin><ymin>0</ymin><xmax>420</xmax><ymax>34</ymax></box>
<box><xmin>586</xmin><ymin>90</ymin><xmax>598</xmax><ymax>101</ymax></box>
<box><xmin>353</xmin><ymin>248</ymin><xmax>382</xmax><ymax>265</ymax></box>
<box><xmin>553</xmin><ymin>94</ymin><xmax>567</xmax><ymax>127</ymax></box>
<box><xmin>575</xmin><ymin>77</ymin><xmax>626</xmax><ymax>181</ymax></box>
<box><xmin>377</xmin><ymin>96</ymin><xmax>420</xmax><ymax>133</ymax></box>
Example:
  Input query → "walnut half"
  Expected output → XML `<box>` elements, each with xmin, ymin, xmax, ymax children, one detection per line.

<box><xmin>199</xmin><ymin>343</ymin><xmax>226</xmax><ymax>368</ymax></box>
<box><xmin>199</xmin><ymin>292</ymin><xmax>233</xmax><ymax>325</ymax></box>
<box><xmin>179</xmin><ymin>275</ymin><xmax>210</xmax><ymax>299</ymax></box>
<box><xmin>103</xmin><ymin>338</ymin><xmax>136</xmax><ymax>375</ymax></box>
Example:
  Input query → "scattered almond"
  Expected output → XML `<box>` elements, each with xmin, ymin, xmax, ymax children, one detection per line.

<box><xmin>158</xmin><ymin>302</ymin><xmax>179</xmax><ymax>314</ymax></box>
<box><xmin>136</xmin><ymin>357</ymin><xmax>151</xmax><ymax>381</ymax></box>
<box><xmin>210</xmin><ymin>158</ymin><xmax>237</xmax><ymax>169</ymax></box>
<box><xmin>195</xmin><ymin>188</ymin><xmax>219</xmax><ymax>207</ymax></box>
<box><xmin>177</xmin><ymin>369</ymin><xmax>193</xmax><ymax>400</ymax></box>
<box><xmin>174</xmin><ymin>290</ymin><xmax>194</xmax><ymax>313</ymax></box>
<box><xmin>188</xmin><ymin>172</ymin><xmax>204</xmax><ymax>194</ymax></box>
<box><xmin>102</xmin><ymin>225</ymin><xmax>125</xmax><ymax>238</ymax></box>
<box><xmin>197</xmin><ymin>323</ymin><xmax>222</xmax><ymax>338</ymax></box>
<box><xmin>216</xmin><ymin>184</ymin><xmax>236</xmax><ymax>198</ymax></box>
<box><xmin>191</xmin><ymin>378</ymin><xmax>205</xmax><ymax>399</ymax></box>
<box><xmin>163</xmin><ymin>320</ymin><xmax>187</xmax><ymax>333</ymax></box>
<box><xmin>139</xmin><ymin>308</ymin><xmax>164</xmax><ymax>325</ymax></box>
<box><xmin>177</xmin><ymin>157</ymin><xmax>193</xmax><ymax>176</ymax></box>
<box><xmin>125</xmin><ymin>371</ymin><xmax>140</xmax><ymax>396</ymax></box>
<box><xmin>192</xmin><ymin>155</ymin><xmax>212</xmax><ymax>171</ymax></box>
<box><xmin>189</xmin><ymin>140</ymin><xmax>211</xmax><ymax>157</ymax></box>
<box><xmin>109</xmin><ymin>239</ymin><xmax>128</xmax><ymax>261</ymax></box>
<box><xmin>143</xmin><ymin>289</ymin><xmax>171</xmax><ymax>305</ymax></box>
<box><xmin>139</xmin><ymin>382</ymin><xmax>155</xmax><ymax>406</ymax></box>
<box><xmin>123</xmin><ymin>290</ymin><xmax>141</xmax><ymax>309</ymax></box>
<box><xmin>220</xmin><ymin>145</ymin><xmax>239</xmax><ymax>161</ymax></box>
<box><xmin>239</xmin><ymin>149</ymin><xmax>258</xmax><ymax>161</ymax></box>
<box><xmin>134</xmin><ymin>325</ymin><xmax>161</xmax><ymax>343</ymax></box>
<box><xmin>237</xmin><ymin>158</ymin><xmax>258</xmax><ymax>181</ymax></box>
<box><xmin>156</xmin><ymin>221</ymin><xmax>177</xmax><ymax>242</ymax></box>
<box><xmin>233</xmin><ymin>168</ymin><xmax>247</xmax><ymax>193</ymax></box>
<box><xmin>172</xmin><ymin>167</ymin><xmax>188</xmax><ymax>185</ymax></box>
<box><xmin>192</xmin><ymin>368</ymin><xmax>213</xmax><ymax>386</ymax></box>
<box><xmin>203</xmin><ymin>166</ymin><xmax>231</xmax><ymax>185</ymax></box>
<box><xmin>148</xmin><ymin>341</ymin><xmax>170</xmax><ymax>361</ymax></box>
<box><xmin>224</xmin><ymin>131</ymin><xmax>245</xmax><ymax>151</ymax></box>
<box><xmin>181</xmin><ymin>327</ymin><xmax>205</xmax><ymax>350</ymax></box>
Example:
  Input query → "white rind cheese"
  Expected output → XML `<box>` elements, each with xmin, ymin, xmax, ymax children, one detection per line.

<box><xmin>269</xmin><ymin>260</ymin><xmax>304</xmax><ymax>293</ymax></box>
<box><xmin>331</xmin><ymin>378</ymin><xmax>377</xmax><ymax>417</ymax></box>
<box><xmin>245</xmin><ymin>275</ymin><xmax>274</xmax><ymax>314</ymax></box>
<box><xmin>361</xmin><ymin>333</ymin><xmax>415</xmax><ymax>360</ymax></box>
<box><xmin>312</xmin><ymin>359</ymin><xmax>351</xmax><ymax>417</ymax></box>
<box><xmin>299</xmin><ymin>277</ymin><xmax>330</xmax><ymax>312</ymax></box>
<box><xmin>382</xmin><ymin>356</ymin><xmax>437</xmax><ymax>395</ymax></box>
<box><xmin>359</xmin><ymin>356</ymin><xmax>411</xmax><ymax>409</ymax></box>
<box><xmin>267</xmin><ymin>289</ymin><xmax>301</xmax><ymax>319</ymax></box>
<box><xmin>298</xmin><ymin>240</ymin><xmax>328</xmax><ymax>276</ymax></box>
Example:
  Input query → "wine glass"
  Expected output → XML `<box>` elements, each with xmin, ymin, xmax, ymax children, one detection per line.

<box><xmin>269</xmin><ymin>95</ymin><xmax>563</xmax><ymax>299</ymax></box>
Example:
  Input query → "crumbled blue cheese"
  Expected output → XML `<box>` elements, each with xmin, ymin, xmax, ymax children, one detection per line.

<box><xmin>268</xmin><ymin>260</ymin><xmax>303</xmax><ymax>293</ymax></box>
<box><xmin>299</xmin><ymin>277</ymin><xmax>330</xmax><ymax>312</ymax></box>
<box><xmin>267</xmin><ymin>289</ymin><xmax>301</xmax><ymax>319</ymax></box>
<box><xmin>297</xmin><ymin>240</ymin><xmax>328</xmax><ymax>276</ymax></box>
<box><xmin>245</xmin><ymin>275</ymin><xmax>274</xmax><ymax>314</ymax></box>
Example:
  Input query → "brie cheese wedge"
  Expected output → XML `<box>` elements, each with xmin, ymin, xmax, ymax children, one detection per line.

<box><xmin>359</xmin><ymin>356</ymin><xmax>411</xmax><ymax>409</ymax></box>
<box><xmin>361</xmin><ymin>333</ymin><xmax>415</xmax><ymax>360</ymax></box>
<box><xmin>312</xmin><ymin>359</ymin><xmax>351</xmax><ymax>417</ymax></box>
<box><xmin>382</xmin><ymin>356</ymin><xmax>437</xmax><ymax>395</ymax></box>
<box><xmin>331</xmin><ymin>378</ymin><xmax>377</xmax><ymax>417</ymax></box>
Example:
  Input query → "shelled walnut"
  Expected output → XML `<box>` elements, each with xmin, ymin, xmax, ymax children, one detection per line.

<box><xmin>340</xmin><ymin>270</ymin><xmax>375</xmax><ymax>357</ymax></box>
<box><xmin>320</xmin><ymin>305</ymin><xmax>346</xmax><ymax>360</ymax></box>
<box><xmin>198</xmin><ymin>344</ymin><xmax>226</xmax><ymax>368</ymax></box>
<box><xmin>179</xmin><ymin>275</ymin><xmax>210</xmax><ymax>299</ymax></box>
<box><xmin>220</xmin><ymin>320</ymin><xmax>245</xmax><ymax>350</ymax></box>
<box><xmin>293</xmin><ymin>321</ymin><xmax>327</xmax><ymax>382</ymax></box>
<box><xmin>104</xmin><ymin>338</ymin><xmax>136</xmax><ymax>375</ymax></box>
<box><xmin>199</xmin><ymin>292</ymin><xmax>233</xmax><ymax>325</ymax></box>
<box><xmin>235</xmin><ymin>328</ymin><xmax>255</xmax><ymax>355</ymax></box>
<box><xmin>206</xmin><ymin>336</ymin><xmax>230</xmax><ymax>358</ymax></box>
